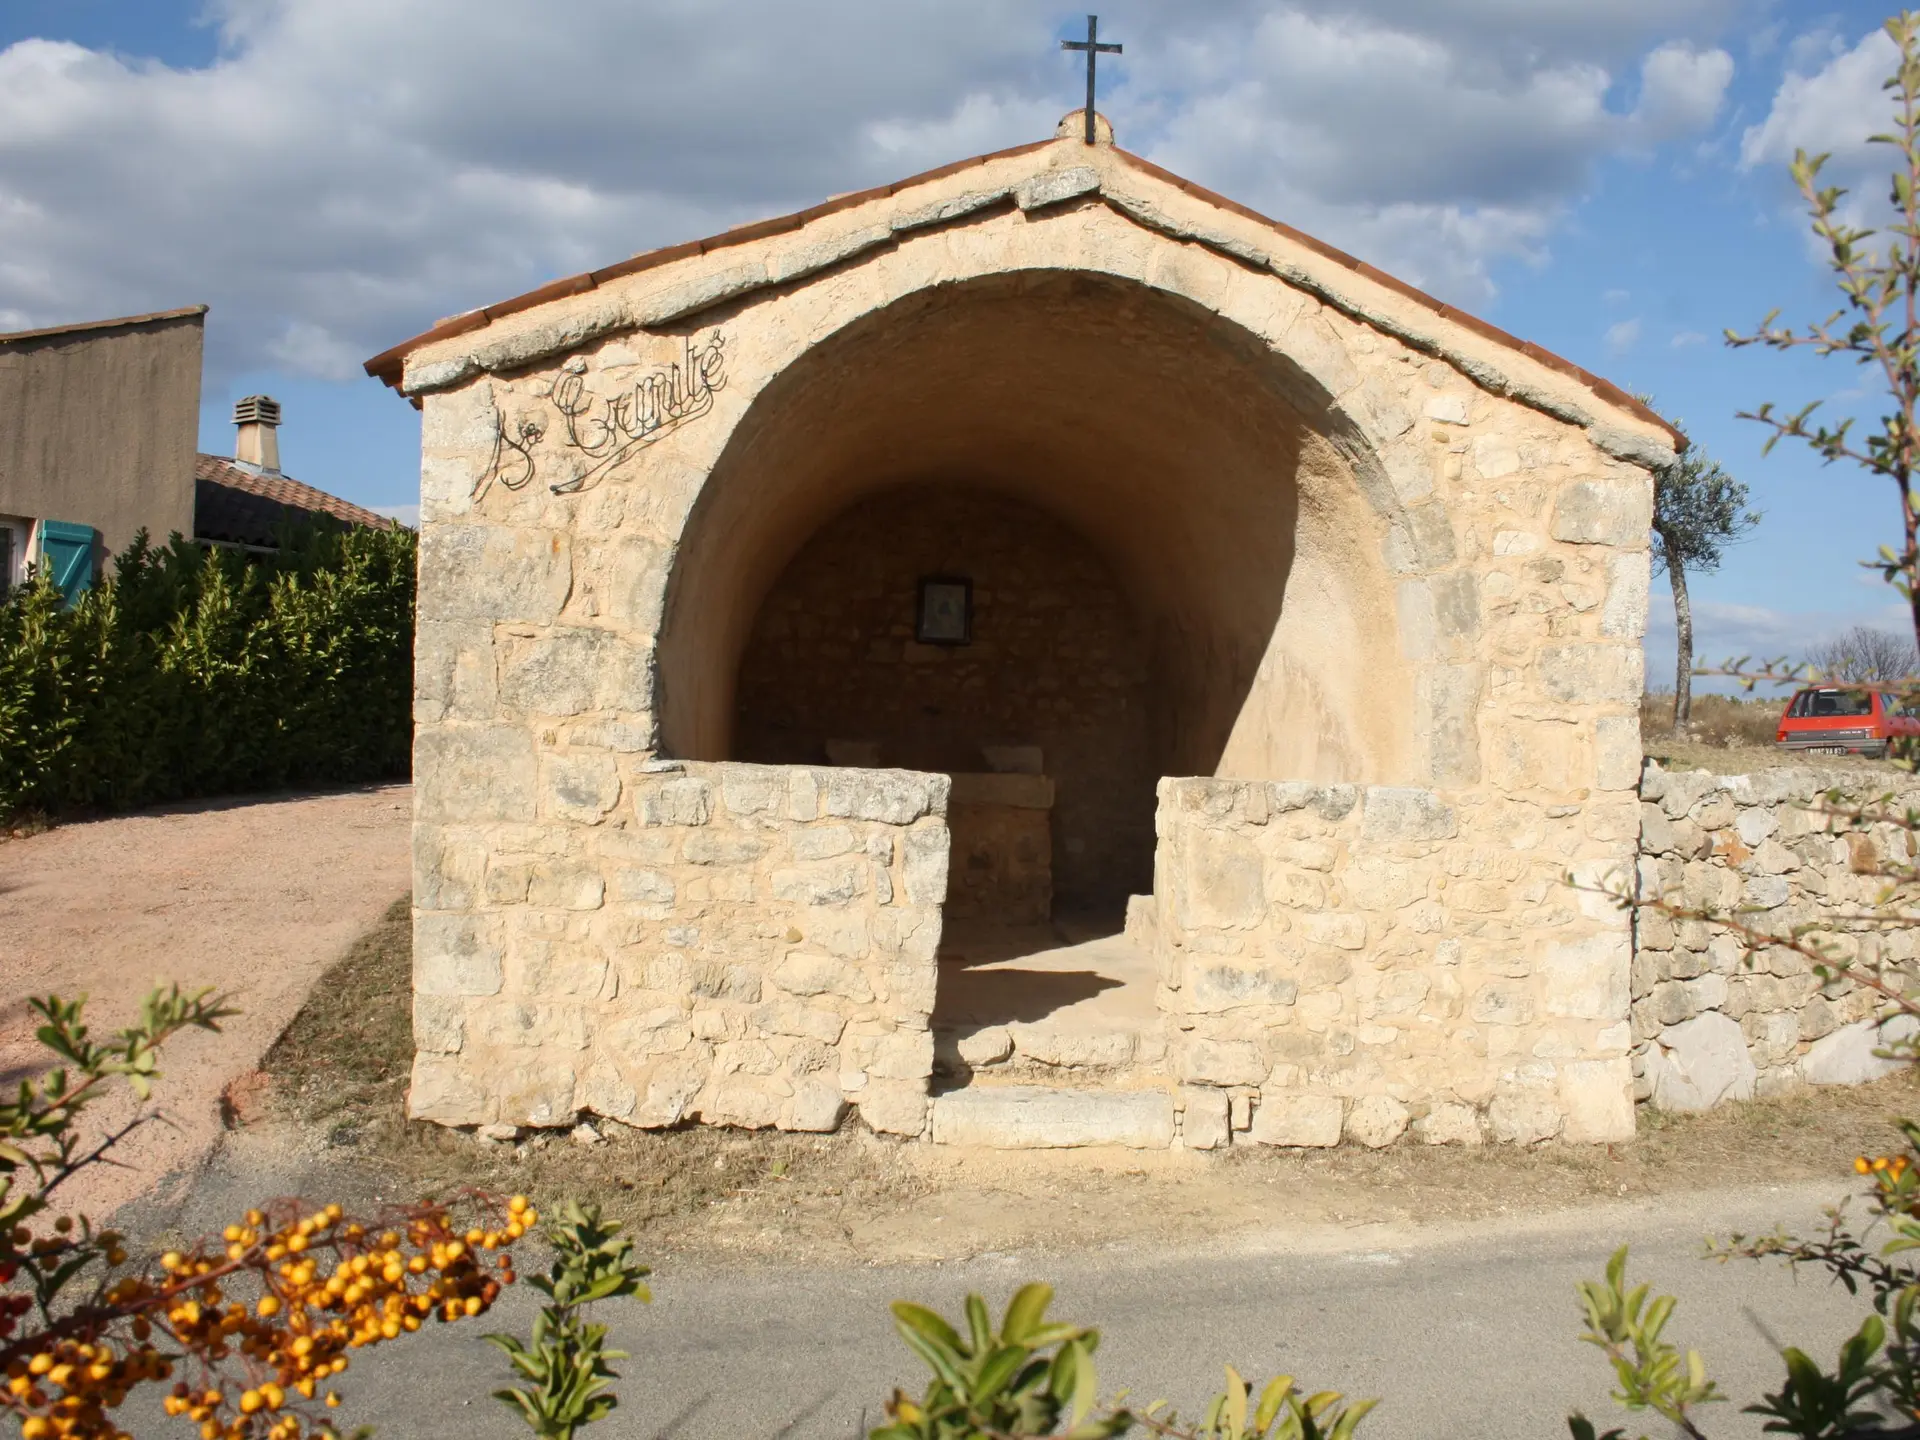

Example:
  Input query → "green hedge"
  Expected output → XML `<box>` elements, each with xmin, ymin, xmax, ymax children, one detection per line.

<box><xmin>0</xmin><ymin>521</ymin><xmax>415</xmax><ymax>819</ymax></box>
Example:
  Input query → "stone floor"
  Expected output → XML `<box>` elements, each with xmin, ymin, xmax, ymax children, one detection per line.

<box><xmin>931</xmin><ymin>915</ymin><xmax>1167</xmax><ymax>1086</ymax></box>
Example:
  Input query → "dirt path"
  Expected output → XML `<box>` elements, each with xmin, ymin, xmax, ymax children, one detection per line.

<box><xmin>0</xmin><ymin>786</ymin><xmax>411</xmax><ymax>1218</ymax></box>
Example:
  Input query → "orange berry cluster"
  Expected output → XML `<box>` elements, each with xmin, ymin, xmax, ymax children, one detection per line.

<box><xmin>1855</xmin><ymin>1153</ymin><xmax>1919</xmax><ymax>1213</ymax></box>
<box><xmin>3</xmin><ymin>1196</ymin><xmax>533</xmax><ymax>1440</ymax></box>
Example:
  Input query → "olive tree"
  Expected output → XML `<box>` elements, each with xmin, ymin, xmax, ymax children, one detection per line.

<box><xmin>1652</xmin><ymin>440</ymin><xmax>1759</xmax><ymax>727</ymax></box>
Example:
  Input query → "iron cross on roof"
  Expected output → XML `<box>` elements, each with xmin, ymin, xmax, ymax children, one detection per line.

<box><xmin>1061</xmin><ymin>14</ymin><xmax>1122</xmax><ymax>145</ymax></box>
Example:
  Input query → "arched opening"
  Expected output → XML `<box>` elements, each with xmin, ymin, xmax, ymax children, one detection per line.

<box><xmin>735</xmin><ymin>486</ymin><xmax>1156</xmax><ymax>916</ymax></box>
<box><xmin>657</xmin><ymin>267</ymin><xmax>1415</xmax><ymax>1071</ymax></box>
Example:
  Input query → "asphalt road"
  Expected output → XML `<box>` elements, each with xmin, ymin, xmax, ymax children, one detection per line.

<box><xmin>119</xmin><ymin>1178</ymin><xmax>1887</xmax><ymax>1440</ymax></box>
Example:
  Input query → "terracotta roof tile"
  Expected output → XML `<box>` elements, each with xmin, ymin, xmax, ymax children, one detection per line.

<box><xmin>194</xmin><ymin>454</ymin><xmax>398</xmax><ymax>549</ymax></box>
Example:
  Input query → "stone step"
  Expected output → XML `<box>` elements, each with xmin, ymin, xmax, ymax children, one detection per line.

<box><xmin>928</xmin><ymin>1084</ymin><xmax>1175</xmax><ymax>1149</ymax></box>
<box><xmin>934</xmin><ymin>1019</ymin><xmax>1168</xmax><ymax>1072</ymax></box>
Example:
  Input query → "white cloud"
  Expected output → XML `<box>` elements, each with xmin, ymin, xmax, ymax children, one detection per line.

<box><xmin>1606</xmin><ymin>317</ymin><xmax>1642</xmax><ymax>351</ymax></box>
<box><xmin>0</xmin><ymin>1</ymin><xmax>1753</xmax><ymax>385</ymax></box>
<box><xmin>1632</xmin><ymin>42</ymin><xmax>1736</xmax><ymax>141</ymax></box>
<box><xmin>1742</xmin><ymin>24</ymin><xmax>1899</xmax><ymax>172</ymax></box>
<box><xmin>1644</xmin><ymin>589</ymin><xmax>1914</xmax><ymax>692</ymax></box>
<box><xmin>1670</xmin><ymin>329</ymin><xmax>1708</xmax><ymax>347</ymax></box>
<box><xmin>371</xmin><ymin>503</ymin><xmax>419</xmax><ymax>528</ymax></box>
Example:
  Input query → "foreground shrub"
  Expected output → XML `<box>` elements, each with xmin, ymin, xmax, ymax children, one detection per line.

<box><xmin>0</xmin><ymin>522</ymin><xmax>413</xmax><ymax>820</ymax></box>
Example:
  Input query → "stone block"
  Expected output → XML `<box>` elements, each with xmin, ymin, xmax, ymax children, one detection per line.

<box><xmin>408</xmin><ymin>1056</ymin><xmax>489</xmax><ymax>1125</ymax></box>
<box><xmin>1426</xmin><ymin>663</ymin><xmax>1484</xmax><ymax>786</ymax></box>
<box><xmin>720</xmin><ymin>766</ymin><xmax>782</xmax><ymax>817</ymax></box>
<box><xmin>1361</xmin><ymin>787</ymin><xmax>1458</xmax><ymax>842</ymax></box>
<box><xmin>1301</xmin><ymin>913</ymin><xmax>1368</xmax><ymax>949</ymax></box>
<box><xmin>543</xmin><ymin>752</ymin><xmax>621</xmax><ymax>823</ymax></box>
<box><xmin>791</xmin><ymin>825</ymin><xmax>859</xmax><ymax>861</ymax></box>
<box><xmin>1596</xmin><ymin>716</ymin><xmax>1643</xmax><ymax>791</ymax></box>
<box><xmin>1179</xmin><ymin>1038</ymin><xmax>1267</xmax><ymax>1086</ymax></box>
<box><xmin>930</xmin><ymin>1087</ymin><xmax>1176</xmax><ymax>1148</ymax></box>
<box><xmin>1600</xmin><ymin>552</ymin><xmax>1649</xmax><ymax>639</ymax></box>
<box><xmin>1646</xmin><ymin>1012</ymin><xmax>1757</xmax><ymax>1110</ymax></box>
<box><xmin>1487</xmin><ymin>1089</ymin><xmax>1560</xmax><ymax>1144</ymax></box>
<box><xmin>412</xmin><ymin>996</ymin><xmax>466</xmax><ymax>1054</ymax></box>
<box><xmin>824</xmin><ymin>769</ymin><xmax>947</xmax><ymax>824</ymax></box>
<box><xmin>858</xmin><ymin>1079</ymin><xmax>930</xmax><ymax>1136</ymax></box>
<box><xmin>1346</xmin><ymin>1095</ymin><xmax>1410</xmax><ymax>1148</ymax></box>
<box><xmin>1180</xmin><ymin>1087</ymin><xmax>1232</xmax><ymax>1149</ymax></box>
<box><xmin>1189</xmin><ymin>965</ymin><xmax>1300</xmax><ymax>1011</ymax></box>
<box><xmin>639</xmin><ymin>777</ymin><xmax>714</xmax><ymax>827</ymax></box>
<box><xmin>498</xmin><ymin>1061</ymin><xmax>577</xmax><ymax>1127</ymax></box>
<box><xmin>784</xmin><ymin>1082</ymin><xmax>848</xmax><ymax>1133</ymax></box>
<box><xmin>1538</xmin><ymin>645</ymin><xmax>1642</xmax><ymax>705</ymax></box>
<box><xmin>1550</xmin><ymin>478</ymin><xmax>1652</xmax><ymax>547</ymax></box>
<box><xmin>957</xmin><ymin>1026</ymin><xmax>1014</xmax><ymax>1067</ymax></box>
<box><xmin>1542</xmin><ymin>934</ymin><xmax>1630</xmax><ymax>1020</ymax></box>
<box><xmin>903</xmin><ymin>825</ymin><xmax>950</xmax><ymax>905</ymax></box>
<box><xmin>1248</xmin><ymin>1093</ymin><xmax>1343</xmax><ymax>1147</ymax></box>
<box><xmin>1804</xmin><ymin>1015</ymin><xmax>1919</xmax><ymax>1085</ymax></box>
<box><xmin>871</xmin><ymin>1029</ymin><xmax>936</xmax><ymax>1081</ymax></box>
<box><xmin>415</xmin><ymin>914</ymin><xmax>504</xmax><ymax>996</ymax></box>
<box><xmin>1011</xmin><ymin>1026</ymin><xmax>1136</xmax><ymax>1069</ymax></box>
<box><xmin>418</xmin><ymin>523</ymin><xmax>571</xmax><ymax>625</ymax></box>
<box><xmin>1469</xmin><ymin>983</ymin><xmax>1533</xmax><ymax>1026</ymax></box>
<box><xmin>577</xmin><ymin>1063</ymin><xmax>638</xmax><ymax>1122</ymax></box>
<box><xmin>635</xmin><ymin>1053</ymin><xmax>708</xmax><ymax>1128</ymax></box>
<box><xmin>1559</xmin><ymin>1058</ymin><xmax>1634</xmax><ymax>1141</ymax></box>
<box><xmin>705</xmin><ymin>1080</ymin><xmax>784</xmax><ymax>1129</ymax></box>
<box><xmin>497</xmin><ymin>628</ymin><xmax>651</xmax><ymax>717</ymax></box>
<box><xmin>1177</xmin><ymin>829</ymin><xmax>1266</xmax><ymax>929</ymax></box>
<box><xmin>608</xmin><ymin>867</ymin><xmax>674</xmax><ymax>905</ymax></box>
<box><xmin>1415</xmin><ymin>1102</ymin><xmax>1483</xmax><ymax>1145</ymax></box>
<box><xmin>527</xmin><ymin>862</ymin><xmax>605</xmax><ymax>911</ymax></box>
<box><xmin>772</xmin><ymin>863</ymin><xmax>863</xmax><ymax>907</ymax></box>
<box><xmin>415</xmin><ymin>726</ymin><xmax>537</xmax><ymax>824</ymax></box>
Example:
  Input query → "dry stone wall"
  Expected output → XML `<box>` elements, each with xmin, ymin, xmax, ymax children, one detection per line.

<box><xmin>1633</xmin><ymin>762</ymin><xmax>1918</xmax><ymax>1109</ymax></box>
<box><xmin>410</xmin><ymin>760</ymin><xmax>950</xmax><ymax>1138</ymax></box>
<box><xmin>1146</xmin><ymin>776</ymin><xmax>1638</xmax><ymax>1149</ymax></box>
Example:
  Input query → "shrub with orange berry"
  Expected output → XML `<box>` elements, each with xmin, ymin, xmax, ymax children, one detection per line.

<box><xmin>0</xmin><ymin>986</ymin><xmax>548</xmax><ymax>1440</ymax></box>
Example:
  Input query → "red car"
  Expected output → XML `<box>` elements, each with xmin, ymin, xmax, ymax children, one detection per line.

<box><xmin>1775</xmin><ymin>687</ymin><xmax>1920</xmax><ymax>758</ymax></box>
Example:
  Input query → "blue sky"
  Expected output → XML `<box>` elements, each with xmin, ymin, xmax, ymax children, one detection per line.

<box><xmin>0</xmin><ymin>1</ymin><xmax>1901</xmax><ymax>684</ymax></box>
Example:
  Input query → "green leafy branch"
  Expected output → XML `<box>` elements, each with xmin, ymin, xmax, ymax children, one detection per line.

<box><xmin>486</xmin><ymin>1199</ymin><xmax>651</xmax><ymax>1440</ymax></box>
<box><xmin>0</xmin><ymin>985</ymin><xmax>231</xmax><ymax>1322</ymax></box>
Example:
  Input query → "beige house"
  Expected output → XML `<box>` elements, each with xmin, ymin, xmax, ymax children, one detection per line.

<box><xmin>370</xmin><ymin>113</ymin><xmax>1677</xmax><ymax>1149</ymax></box>
<box><xmin>0</xmin><ymin>307</ymin><xmax>390</xmax><ymax>594</ymax></box>
<box><xmin>0</xmin><ymin>306</ymin><xmax>205</xmax><ymax>591</ymax></box>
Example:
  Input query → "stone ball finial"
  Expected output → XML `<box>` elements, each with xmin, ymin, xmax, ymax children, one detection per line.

<box><xmin>1055</xmin><ymin>109</ymin><xmax>1115</xmax><ymax>145</ymax></box>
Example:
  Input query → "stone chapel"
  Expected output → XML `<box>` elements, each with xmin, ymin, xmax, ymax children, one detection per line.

<box><xmin>367</xmin><ymin>111</ymin><xmax>1674</xmax><ymax>1150</ymax></box>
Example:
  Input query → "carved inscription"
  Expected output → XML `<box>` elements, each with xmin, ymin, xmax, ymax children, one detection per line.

<box><xmin>476</xmin><ymin>332</ymin><xmax>727</xmax><ymax>499</ymax></box>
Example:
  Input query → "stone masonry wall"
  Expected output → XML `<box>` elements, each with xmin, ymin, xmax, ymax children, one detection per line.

<box><xmin>1147</xmin><ymin>777</ymin><xmax>1637</xmax><ymax>1150</ymax></box>
<box><xmin>734</xmin><ymin>488</ymin><xmax>1154</xmax><ymax>911</ymax></box>
<box><xmin>1633</xmin><ymin>762</ymin><xmax>1919</xmax><ymax>1109</ymax></box>
<box><xmin>410</xmin><ymin>760</ymin><xmax>951</xmax><ymax>1139</ymax></box>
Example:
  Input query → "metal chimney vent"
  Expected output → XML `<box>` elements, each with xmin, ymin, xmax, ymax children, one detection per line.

<box><xmin>232</xmin><ymin>395</ymin><xmax>282</xmax><ymax>427</ymax></box>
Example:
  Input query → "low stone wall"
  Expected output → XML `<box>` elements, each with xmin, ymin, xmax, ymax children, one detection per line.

<box><xmin>1148</xmin><ymin>777</ymin><xmax>1636</xmax><ymax>1149</ymax></box>
<box><xmin>1634</xmin><ymin>763</ymin><xmax>1919</xmax><ymax>1108</ymax></box>
<box><xmin>409</xmin><ymin>761</ymin><xmax>950</xmax><ymax>1137</ymax></box>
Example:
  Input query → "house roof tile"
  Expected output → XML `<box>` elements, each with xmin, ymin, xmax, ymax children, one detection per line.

<box><xmin>194</xmin><ymin>454</ymin><xmax>398</xmax><ymax>549</ymax></box>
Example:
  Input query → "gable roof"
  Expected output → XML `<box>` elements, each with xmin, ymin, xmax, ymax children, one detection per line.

<box><xmin>364</xmin><ymin>136</ymin><xmax>1682</xmax><ymax>452</ymax></box>
<box><xmin>0</xmin><ymin>305</ymin><xmax>207</xmax><ymax>348</ymax></box>
<box><xmin>194</xmin><ymin>454</ymin><xmax>398</xmax><ymax>548</ymax></box>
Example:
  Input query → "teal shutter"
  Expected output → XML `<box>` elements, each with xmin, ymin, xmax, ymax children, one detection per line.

<box><xmin>39</xmin><ymin>521</ymin><xmax>96</xmax><ymax>605</ymax></box>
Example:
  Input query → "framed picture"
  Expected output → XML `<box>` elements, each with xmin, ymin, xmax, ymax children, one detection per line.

<box><xmin>916</xmin><ymin>575</ymin><xmax>972</xmax><ymax>645</ymax></box>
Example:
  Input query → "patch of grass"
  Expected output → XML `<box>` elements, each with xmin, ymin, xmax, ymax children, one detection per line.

<box><xmin>263</xmin><ymin>896</ymin><xmax>414</xmax><ymax>1127</ymax></box>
